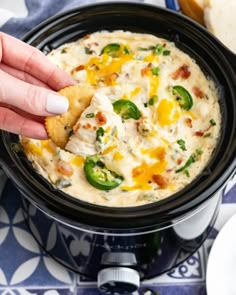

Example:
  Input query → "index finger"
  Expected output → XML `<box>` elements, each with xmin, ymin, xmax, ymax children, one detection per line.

<box><xmin>0</xmin><ymin>32</ymin><xmax>75</xmax><ymax>91</ymax></box>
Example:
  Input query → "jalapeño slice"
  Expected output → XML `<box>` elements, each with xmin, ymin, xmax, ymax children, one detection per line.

<box><xmin>113</xmin><ymin>99</ymin><xmax>141</xmax><ymax>120</ymax></box>
<box><xmin>101</xmin><ymin>43</ymin><xmax>120</xmax><ymax>57</ymax></box>
<box><xmin>172</xmin><ymin>85</ymin><xmax>193</xmax><ymax>111</ymax></box>
<box><xmin>84</xmin><ymin>156</ymin><xmax>123</xmax><ymax>190</ymax></box>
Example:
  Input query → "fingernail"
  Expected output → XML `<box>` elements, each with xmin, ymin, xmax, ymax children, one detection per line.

<box><xmin>46</xmin><ymin>94</ymin><xmax>69</xmax><ymax>114</ymax></box>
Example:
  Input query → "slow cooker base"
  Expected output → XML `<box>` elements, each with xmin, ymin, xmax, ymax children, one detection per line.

<box><xmin>19</xmin><ymin>191</ymin><xmax>221</xmax><ymax>281</ymax></box>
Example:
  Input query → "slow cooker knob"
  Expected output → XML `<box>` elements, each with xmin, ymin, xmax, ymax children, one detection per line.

<box><xmin>98</xmin><ymin>267</ymin><xmax>140</xmax><ymax>294</ymax></box>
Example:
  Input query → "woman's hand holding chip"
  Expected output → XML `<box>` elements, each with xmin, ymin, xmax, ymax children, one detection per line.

<box><xmin>0</xmin><ymin>32</ymin><xmax>75</xmax><ymax>139</ymax></box>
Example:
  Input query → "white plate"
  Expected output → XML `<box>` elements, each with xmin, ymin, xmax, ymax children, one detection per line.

<box><xmin>206</xmin><ymin>213</ymin><xmax>236</xmax><ymax>295</ymax></box>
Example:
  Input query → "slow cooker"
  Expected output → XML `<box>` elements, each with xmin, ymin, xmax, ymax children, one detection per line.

<box><xmin>0</xmin><ymin>3</ymin><xmax>235</xmax><ymax>294</ymax></box>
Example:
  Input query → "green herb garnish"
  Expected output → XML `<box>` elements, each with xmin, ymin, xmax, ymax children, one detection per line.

<box><xmin>163</xmin><ymin>50</ymin><xmax>171</xmax><ymax>56</ymax></box>
<box><xmin>196</xmin><ymin>149</ymin><xmax>203</xmax><ymax>155</ymax></box>
<box><xmin>176</xmin><ymin>155</ymin><xmax>196</xmax><ymax>173</ymax></box>
<box><xmin>148</xmin><ymin>95</ymin><xmax>158</xmax><ymax>106</ymax></box>
<box><xmin>151</xmin><ymin>67</ymin><xmax>160</xmax><ymax>76</ymax></box>
<box><xmin>86</xmin><ymin>113</ymin><xmax>95</xmax><ymax>118</ymax></box>
<box><xmin>183</xmin><ymin>170</ymin><xmax>190</xmax><ymax>177</ymax></box>
<box><xmin>123</xmin><ymin>46</ymin><xmax>130</xmax><ymax>54</ymax></box>
<box><xmin>177</xmin><ymin>139</ymin><xmax>187</xmax><ymax>151</ymax></box>
<box><xmin>210</xmin><ymin>119</ymin><xmax>216</xmax><ymax>126</ymax></box>
<box><xmin>204</xmin><ymin>133</ymin><xmax>211</xmax><ymax>138</ymax></box>
<box><xmin>60</xmin><ymin>48</ymin><xmax>67</xmax><ymax>54</ymax></box>
<box><xmin>154</xmin><ymin>44</ymin><xmax>163</xmax><ymax>55</ymax></box>
<box><xmin>96</xmin><ymin>127</ymin><xmax>105</xmax><ymax>142</ymax></box>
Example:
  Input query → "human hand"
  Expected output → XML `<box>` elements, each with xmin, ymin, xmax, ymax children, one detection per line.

<box><xmin>0</xmin><ymin>32</ymin><xmax>75</xmax><ymax>139</ymax></box>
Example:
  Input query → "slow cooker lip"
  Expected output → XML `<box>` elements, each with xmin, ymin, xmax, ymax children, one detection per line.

<box><xmin>1</xmin><ymin>2</ymin><xmax>235</xmax><ymax>230</ymax></box>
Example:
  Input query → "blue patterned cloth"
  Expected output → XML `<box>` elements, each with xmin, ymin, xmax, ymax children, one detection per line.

<box><xmin>0</xmin><ymin>1</ymin><xmax>235</xmax><ymax>295</ymax></box>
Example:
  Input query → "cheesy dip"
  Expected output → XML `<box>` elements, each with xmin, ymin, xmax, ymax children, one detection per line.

<box><xmin>21</xmin><ymin>31</ymin><xmax>221</xmax><ymax>207</ymax></box>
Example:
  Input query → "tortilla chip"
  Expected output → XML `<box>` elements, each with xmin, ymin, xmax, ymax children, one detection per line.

<box><xmin>45</xmin><ymin>85</ymin><xmax>94</xmax><ymax>148</ymax></box>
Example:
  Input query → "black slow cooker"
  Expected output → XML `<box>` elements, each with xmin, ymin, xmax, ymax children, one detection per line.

<box><xmin>0</xmin><ymin>3</ymin><xmax>235</xmax><ymax>294</ymax></box>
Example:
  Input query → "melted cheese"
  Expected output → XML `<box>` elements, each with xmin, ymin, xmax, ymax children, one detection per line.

<box><xmin>157</xmin><ymin>99</ymin><xmax>180</xmax><ymax>126</ymax></box>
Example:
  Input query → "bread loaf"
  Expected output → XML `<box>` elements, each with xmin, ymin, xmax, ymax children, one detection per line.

<box><xmin>204</xmin><ymin>0</ymin><xmax>236</xmax><ymax>54</ymax></box>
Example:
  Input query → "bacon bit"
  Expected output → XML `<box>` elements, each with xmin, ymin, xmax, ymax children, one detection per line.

<box><xmin>172</xmin><ymin>64</ymin><xmax>191</xmax><ymax>80</ymax></box>
<box><xmin>93</xmin><ymin>126</ymin><xmax>97</xmax><ymax>131</ymax></box>
<box><xmin>152</xmin><ymin>174</ymin><xmax>169</xmax><ymax>189</ymax></box>
<box><xmin>95</xmin><ymin>111</ymin><xmax>107</xmax><ymax>125</ymax></box>
<box><xmin>177</xmin><ymin>158</ymin><xmax>183</xmax><ymax>165</ymax></box>
<box><xmin>84</xmin><ymin>34</ymin><xmax>90</xmax><ymax>39</ymax></box>
<box><xmin>74</xmin><ymin>65</ymin><xmax>85</xmax><ymax>72</ymax></box>
<box><xmin>141</xmin><ymin>63</ymin><xmax>152</xmax><ymax>76</ymax></box>
<box><xmin>194</xmin><ymin>123</ymin><xmax>212</xmax><ymax>137</ymax></box>
<box><xmin>106</xmin><ymin>72</ymin><xmax>119</xmax><ymax>84</ymax></box>
<box><xmin>163</xmin><ymin>43</ymin><xmax>166</xmax><ymax>47</ymax></box>
<box><xmin>73</xmin><ymin>123</ymin><xmax>81</xmax><ymax>133</ymax></box>
<box><xmin>192</xmin><ymin>86</ymin><xmax>204</xmax><ymax>98</ymax></box>
<box><xmin>185</xmin><ymin>118</ymin><xmax>193</xmax><ymax>128</ymax></box>
<box><xmin>158</xmin><ymin>149</ymin><xmax>166</xmax><ymax>162</ymax></box>
<box><xmin>82</xmin><ymin>123</ymin><xmax>92</xmax><ymax>129</ymax></box>
<box><xmin>57</xmin><ymin>160</ymin><xmax>74</xmax><ymax>177</ymax></box>
<box><xmin>195</xmin><ymin>131</ymin><xmax>204</xmax><ymax>137</ymax></box>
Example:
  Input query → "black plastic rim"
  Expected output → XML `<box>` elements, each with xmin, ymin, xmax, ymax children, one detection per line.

<box><xmin>0</xmin><ymin>2</ymin><xmax>235</xmax><ymax>231</ymax></box>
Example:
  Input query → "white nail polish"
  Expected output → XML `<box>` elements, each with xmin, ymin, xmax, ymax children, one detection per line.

<box><xmin>46</xmin><ymin>94</ymin><xmax>69</xmax><ymax>114</ymax></box>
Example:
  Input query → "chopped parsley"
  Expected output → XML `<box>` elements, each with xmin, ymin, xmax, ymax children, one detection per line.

<box><xmin>176</xmin><ymin>155</ymin><xmax>196</xmax><ymax>173</ymax></box>
<box><xmin>144</xmin><ymin>102</ymin><xmax>148</xmax><ymax>108</ymax></box>
<box><xmin>148</xmin><ymin>95</ymin><xmax>158</xmax><ymax>106</ymax></box>
<box><xmin>210</xmin><ymin>119</ymin><xmax>216</xmax><ymax>126</ymax></box>
<box><xmin>60</xmin><ymin>48</ymin><xmax>67</xmax><ymax>54</ymax></box>
<box><xmin>123</xmin><ymin>46</ymin><xmax>130</xmax><ymax>54</ymax></box>
<box><xmin>151</xmin><ymin>67</ymin><xmax>160</xmax><ymax>76</ymax></box>
<box><xmin>138</xmin><ymin>44</ymin><xmax>163</xmax><ymax>55</ymax></box>
<box><xmin>96</xmin><ymin>127</ymin><xmax>105</xmax><ymax>142</ymax></box>
<box><xmin>86</xmin><ymin>113</ymin><xmax>95</xmax><ymax>118</ymax></box>
<box><xmin>204</xmin><ymin>133</ymin><xmax>211</xmax><ymax>138</ymax></box>
<box><xmin>196</xmin><ymin>149</ymin><xmax>203</xmax><ymax>156</ymax></box>
<box><xmin>183</xmin><ymin>169</ymin><xmax>190</xmax><ymax>177</ymax></box>
<box><xmin>163</xmin><ymin>50</ymin><xmax>171</xmax><ymax>56</ymax></box>
<box><xmin>154</xmin><ymin>44</ymin><xmax>163</xmax><ymax>55</ymax></box>
<box><xmin>177</xmin><ymin>139</ymin><xmax>187</xmax><ymax>151</ymax></box>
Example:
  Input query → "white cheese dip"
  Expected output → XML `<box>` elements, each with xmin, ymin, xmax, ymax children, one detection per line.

<box><xmin>21</xmin><ymin>31</ymin><xmax>221</xmax><ymax>207</ymax></box>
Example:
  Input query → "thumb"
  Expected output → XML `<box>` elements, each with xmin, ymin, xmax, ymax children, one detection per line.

<box><xmin>0</xmin><ymin>70</ymin><xmax>69</xmax><ymax>116</ymax></box>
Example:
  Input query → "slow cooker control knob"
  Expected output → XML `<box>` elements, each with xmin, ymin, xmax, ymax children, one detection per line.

<box><xmin>98</xmin><ymin>267</ymin><xmax>140</xmax><ymax>294</ymax></box>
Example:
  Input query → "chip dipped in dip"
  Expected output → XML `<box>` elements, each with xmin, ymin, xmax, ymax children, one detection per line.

<box><xmin>21</xmin><ymin>31</ymin><xmax>221</xmax><ymax>207</ymax></box>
